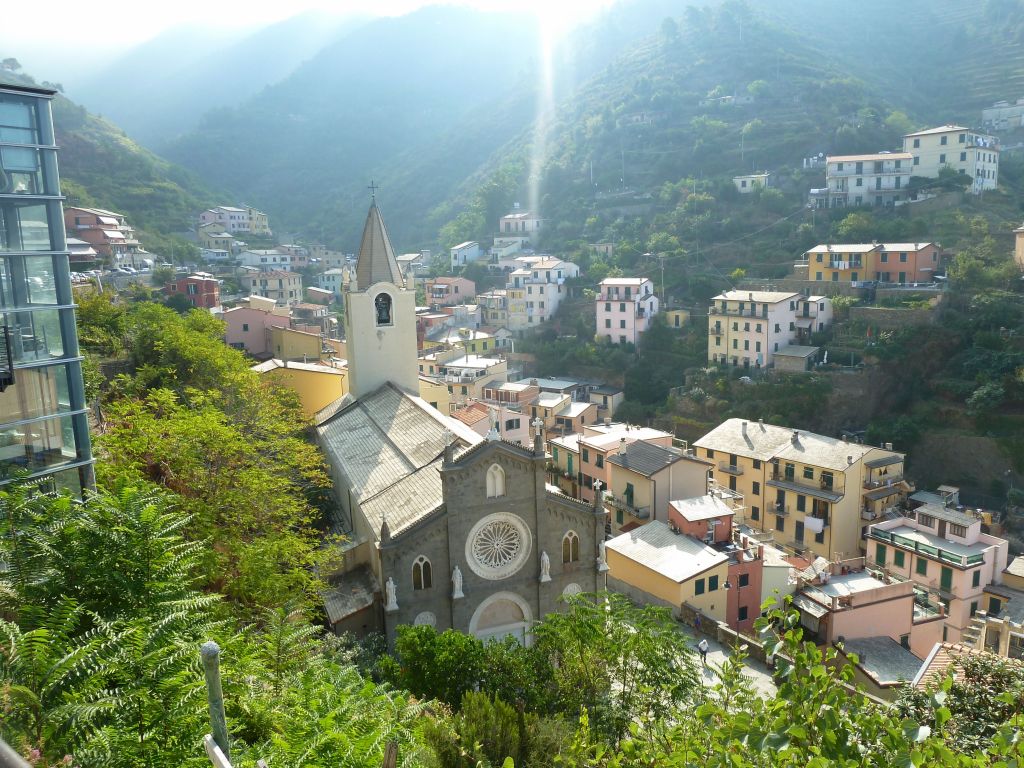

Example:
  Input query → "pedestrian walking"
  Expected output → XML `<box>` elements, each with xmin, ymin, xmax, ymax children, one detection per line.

<box><xmin>697</xmin><ymin>638</ymin><xmax>709</xmax><ymax>665</ymax></box>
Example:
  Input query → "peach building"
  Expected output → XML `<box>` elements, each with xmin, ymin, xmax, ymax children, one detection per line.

<box><xmin>596</xmin><ymin>277</ymin><xmax>659</xmax><ymax>346</ymax></box>
<box><xmin>425</xmin><ymin>276</ymin><xmax>476</xmax><ymax>307</ymax></box>
<box><xmin>866</xmin><ymin>504</ymin><xmax>1009</xmax><ymax>642</ymax></box>
<box><xmin>804</xmin><ymin>242</ymin><xmax>940</xmax><ymax>284</ymax></box>
<box><xmin>791</xmin><ymin>557</ymin><xmax>945</xmax><ymax>660</ymax></box>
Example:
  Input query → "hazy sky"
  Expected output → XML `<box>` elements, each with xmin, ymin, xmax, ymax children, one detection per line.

<box><xmin>1</xmin><ymin>0</ymin><xmax>609</xmax><ymax>82</ymax></box>
<box><xmin>4</xmin><ymin>0</ymin><xmax>603</xmax><ymax>46</ymax></box>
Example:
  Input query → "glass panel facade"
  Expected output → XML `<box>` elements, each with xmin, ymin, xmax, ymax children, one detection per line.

<box><xmin>0</xmin><ymin>84</ymin><xmax>92</xmax><ymax>493</ymax></box>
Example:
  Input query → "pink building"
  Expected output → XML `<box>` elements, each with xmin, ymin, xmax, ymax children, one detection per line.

<box><xmin>425</xmin><ymin>276</ymin><xmax>476</xmax><ymax>307</ymax></box>
<box><xmin>792</xmin><ymin>557</ymin><xmax>946</xmax><ymax>660</ymax></box>
<box><xmin>576</xmin><ymin>423</ymin><xmax>673</xmax><ymax>503</ymax></box>
<box><xmin>866</xmin><ymin>504</ymin><xmax>1009</xmax><ymax>642</ymax></box>
<box><xmin>163</xmin><ymin>272</ymin><xmax>221</xmax><ymax>309</ymax></box>
<box><xmin>596</xmin><ymin>277</ymin><xmax>659</xmax><ymax>346</ymax></box>
<box><xmin>222</xmin><ymin>299</ymin><xmax>291</xmax><ymax>357</ymax></box>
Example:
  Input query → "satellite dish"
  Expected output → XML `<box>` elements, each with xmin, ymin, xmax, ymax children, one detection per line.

<box><xmin>818</xmin><ymin>152</ymin><xmax>824</xmax><ymax>158</ymax></box>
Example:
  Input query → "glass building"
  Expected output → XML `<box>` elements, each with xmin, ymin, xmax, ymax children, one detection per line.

<box><xmin>0</xmin><ymin>82</ymin><xmax>93</xmax><ymax>495</ymax></box>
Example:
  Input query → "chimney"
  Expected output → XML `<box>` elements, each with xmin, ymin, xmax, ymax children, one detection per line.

<box><xmin>741</xmin><ymin>420</ymin><xmax>748</xmax><ymax>435</ymax></box>
<box><xmin>748</xmin><ymin>292</ymin><xmax>753</xmax><ymax>301</ymax></box>
<box><xmin>757</xmin><ymin>544</ymin><xmax>765</xmax><ymax>560</ymax></box>
<box><xmin>618</xmin><ymin>437</ymin><xmax>628</xmax><ymax>456</ymax></box>
<box><xmin>758</xmin><ymin>418</ymin><xmax>765</xmax><ymax>430</ymax></box>
<box><xmin>791</xmin><ymin>430</ymin><xmax>800</xmax><ymax>446</ymax></box>
<box><xmin>604</xmin><ymin>417</ymin><xmax>611</xmax><ymax>426</ymax></box>
<box><xmin>885</xmin><ymin>442</ymin><xmax>893</xmax><ymax>451</ymax></box>
<box><xmin>847</xmin><ymin>455</ymin><xmax>853</xmax><ymax>465</ymax></box>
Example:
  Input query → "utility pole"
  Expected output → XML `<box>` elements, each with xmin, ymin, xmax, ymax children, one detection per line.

<box><xmin>659</xmin><ymin>253</ymin><xmax>666</xmax><ymax>302</ymax></box>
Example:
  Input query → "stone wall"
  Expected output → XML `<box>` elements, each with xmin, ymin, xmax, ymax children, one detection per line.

<box><xmin>848</xmin><ymin>306</ymin><xmax>934</xmax><ymax>329</ymax></box>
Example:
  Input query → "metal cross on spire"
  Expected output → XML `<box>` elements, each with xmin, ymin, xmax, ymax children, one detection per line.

<box><xmin>367</xmin><ymin>180</ymin><xmax>380</xmax><ymax>199</ymax></box>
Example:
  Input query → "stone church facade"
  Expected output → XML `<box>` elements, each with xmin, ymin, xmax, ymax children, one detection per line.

<box><xmin>380</xmin><ymin>435</ymin><xmax>605</xmax><ymax>643</ymax></box>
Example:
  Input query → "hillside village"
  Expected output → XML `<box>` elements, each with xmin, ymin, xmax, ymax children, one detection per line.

<box><xmin>4</xmin><ymin>3</ymin><xmax>1024</xmax><ymax>764</ymax></box>
<box><xmin>45</xmin><ymin>115</ymin><xmax>1024</xmax><ymax>695</ymax></box>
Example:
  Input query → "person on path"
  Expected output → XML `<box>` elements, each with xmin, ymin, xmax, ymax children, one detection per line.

<box><xmin>697</xmin><ymin>638</ymin><xmax>709</xmax><ymax>665</ymax></box>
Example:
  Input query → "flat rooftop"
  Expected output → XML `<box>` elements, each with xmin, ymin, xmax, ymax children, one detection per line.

<box><xmin>606</xmin><ymin>520</ymin><xmax>728</xmax><ymax>583</ymax></box>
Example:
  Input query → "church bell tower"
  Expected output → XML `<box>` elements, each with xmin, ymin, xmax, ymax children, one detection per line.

<box><xmin>343</xmin><ymin>198</ymin><xmax>419</xmax><ymax>398</ymax></box>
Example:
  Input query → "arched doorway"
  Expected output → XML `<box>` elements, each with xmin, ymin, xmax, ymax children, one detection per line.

<box><xmin>469</xmin><ymin>591</ymin><xmax>532</xmax><ymax>645</ymax></box>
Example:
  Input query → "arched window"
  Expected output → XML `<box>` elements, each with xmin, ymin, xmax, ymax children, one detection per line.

<box><xmin>412</xmin><ymin>555</ymin><xmax>432</xmax><ymax>590</ymax></box>
<box><xmin>375</xmin><ymin>293</ymin><xmax>392</xmax><ymax>326</ymax></box>
<box><xmin>486</xmin><ymin>464</ymin><xmax>506</xmax><ymax>498</ymax></box>
<box><xmin>562</xmin><ymin>531</ymin><xmax>580</xmax><ymax>564</ymax></box>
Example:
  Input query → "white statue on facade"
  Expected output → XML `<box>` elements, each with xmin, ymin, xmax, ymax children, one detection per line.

<box><xmin>597</xmin><ymin>539</ymin><xmax>610</xmax><ymax>572</ymax></box>
<box><xmin>452</xmin><ymin>565</ymin><xmax>464</xmax><ymax>599</ymax></box>
<box><xmin>384</xmin><ymin>576</ymin><xmax>398</xmax><ymax>611</ymax></box>
<box><xmin>540</xmin><ymin>550</ymin><xmax>551</xmax><ymax>582</ymax></box>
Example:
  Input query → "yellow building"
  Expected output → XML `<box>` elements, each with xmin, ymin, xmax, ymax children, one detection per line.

<box><xmin>1015</xmin><ymin>224</ymin><xmax>1024</xmax><ymax>272</ymax></box>
<box><xmin>605</xmin><ymin>520</ymin><xmax>730</xmax><ymax>622</ymax></box>
<box><xmin>251</xmin><ymin>359</ymin><xmax>347</xmax><ymax>417</ymax></box>
<box><xmin>694</xmin><ymin>419</ymin><xmax>910</xmax><ymax>562</ymax></box>
<box><xmin>269</xmin><ymin>325</ymin><xmax>324</xmax><ymax>362</ymax></box>
<box><xmin>418</xmin><ymin>376</ymin><xmax>452</xmax><ymax>413</ymax></box>
<box><xmin>804</xmin><ymin>244</ymin><xmax>880</xmax><ymax>283</ymax></box>
<box><xmin>604</xmin><ymin>441</ymin><xmax>712</xmax><ymax>534</ymax></box>
<box><xmin>664</xmin><ymin>309</ymin><xmax>690</xmax><ymax>329</ymax></box>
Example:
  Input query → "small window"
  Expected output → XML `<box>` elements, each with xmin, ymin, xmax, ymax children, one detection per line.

<box><xmin>950</xmin><ymin>523</ymin><xmax>967</xmax><ymax>538</ymax></box>
<box><xmin>972</xmin><ymin>570</ymin><xmax>981</xmax><ymax>588</ymax></box>
<box><xmin>753</xmin><ymin>459</ymin><xmax>761</xmax><ymax>469</ymax></box>
<box><xmin>738</xmin><ymin>573</ymin><xmax>749</xmax><ymax>587</ymax></box>
<box><xmin>412</xmin><ymin>555</ymin><xmax>432</xmax><ymax>590</ymax></box>
<box><xmin>894</xmin><ymin>550</ymin><xmax>905</xmax><ymax>568</ymax></box>
<box><xmin>695</xmin><ymin>578</ymin><xmax>705</xmax><ymax>595</ymax></box>
<box><xmin>917</xmin><ymin>513</ymin><xmax>935</xmax><ymax>528</ymax></box>
<box><xmin>803</xmin><ymin>466</ymin><xmax>814</xmax><ymax>480</ymax></box>
<box><xmin>738</xmin><ymin>606</ymin><xmax>748</xmax><ymax>621</ymax></box>
<box><xmin>375</xmin><ymin>293</ymin><xmax>393</xmax><ymax>326</ymax></box>
<box><xmin>708</xmin><ymin>575</ymin><xmax>719</xmax><ymax>592</ymax></box>
<box><xmin>486</xmin><ymin>464</ymin><xmax>506</xmax><ymax>498</ymax></box>
<box><xmin>916</xmin><ymin>558</ymin><xmax>928</xmax><ymax>576</ymax></box>
<box><xmin>751</xmin><ymin>506</ymin><xmax>759</xmax><ymax>521</ymax></box>
<box><xmin>562</xmin><ymin>531</ymin><xmax>580</xmax><ymax>564</ymax></box>
<box><xmin>752</xmin><ymin>481</ymin><xmax>760</xmax><ymax>496</ymax></box>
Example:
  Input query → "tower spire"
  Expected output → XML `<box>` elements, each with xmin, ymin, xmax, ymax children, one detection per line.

<box><xmin>355</xmin><ymin>198</ymin><xmax>404</xmax><ymax>289</ymax></box>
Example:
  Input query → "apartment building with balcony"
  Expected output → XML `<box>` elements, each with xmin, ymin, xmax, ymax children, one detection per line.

<box><xmin>694</xmin><ymin>419</ymin><xmax>910</xmax><ymax>563</ymax></box>
<box><xmin>425</xmin><ymin>276</ymin><xmax>475</xmax><ymax>307</ymax></box>
<box><xmin>438</xmin><ymin>354</ymin><xmax>508</xmax><ymax>408</ymax></box>
<box><xmin>803</xmin><ymin>242</ymin><xmax>941</xmax><ymax>284</ymax></box>
<box><xmin>506</xmin><ymin>258</ymin><xmax>578</xmax><ymax>332</ymax></box>
<box><xmin>63</xmin><ymin>206</ymin><xmax>145</xmax><ymax>266</ymax></box>
<box><xmin>810</xmin><ymin>152</ymin><xmax>912</xmax><ymax>209</ymax></box>
<box><xmin>596</xmin><ymin>277</ymin><xmax>659</xmax><ymax>345</ymax></box>
<box><xmin>605</xmin><ymin>440</ymin><xmax>711</xmax><ymax>534</ymax></box>
<box><xmin>477</xmin><ymin>289</ymin><xmax>508</xmax><ymax>326</ymax></box>
<box><xmin>902</xmin><ymin>125</ymin><xmax>999</xmax><ymax>193</ymax></box>
<box><xmin>0</xmin><ymin>83</ymin><xmax>93</xmax><ymax>495</ymax></box>
<box><xmin>866</xmin><ymin>505</ymin><xmax>1009</xmax><ymax>642</ymax></box>
<box><xmin>242</xmin><ymin>270</ymin><xmax>302</xmax><ymax>305</ymax></box>
<box><xmin>199</xmin><ymin>205</ymin><xmax>271</xmax><ymax>236</ymax></box>
<box><xmin>707</xmin><ymin>290</ymin><xmax>833</xmax><ymax>369</ymax></box>
<box><xmin>589</xmin><ymin>385</ymin><xmax>624</xmax><ymax>419</ymax></box>
<box><xmin>240</xmin><ymin>249</ymin><xmax>298</xmax><ymax>272</ymax></box>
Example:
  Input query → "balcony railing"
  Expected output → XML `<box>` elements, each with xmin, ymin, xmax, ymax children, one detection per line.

<box><xmin>709</xmin><ymin>326</ymin><xmax>724</xmax><ymax>336</ymax></box>
<box><xmin>607</xmin><ymin>495</ymin><xmax>650</xmax><ymax>520</ymax></box>
<box><xmin>718</xmin><ymin>462</ymin><xmax>744</xmax><ymax>476</ymax></box>
<box><xmin>869</xmin><ymin>528</ymin><xmax>986</xmax><ymax>569</ymax></box>
<box><xmin>773</xmin><ymin>504</ymin><xmax>790</xmax><ymax>517</ymax></box>
<box><xmin>708</xmin><ymin>307</ymin><xmax>765</xmax><ymax>318</ymax></box>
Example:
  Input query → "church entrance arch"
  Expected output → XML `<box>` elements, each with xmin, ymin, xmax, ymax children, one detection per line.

<box><xmin>468</xmin><ymin>591</ymin><xmax>532</xmax><ymax>645</ymax></box>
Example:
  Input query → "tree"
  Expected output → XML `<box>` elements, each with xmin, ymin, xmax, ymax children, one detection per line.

<box><xmin>2</xmin><ymin>57</ymin><xmax>21</xmax><ymax>71</ymax></box>
<box><xmin>383</xmin><ymin>625</ymin><xmax>485</xmax><ymax>706</ymax></box>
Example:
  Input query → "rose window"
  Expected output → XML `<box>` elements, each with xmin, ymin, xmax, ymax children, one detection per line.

<box><xmin>465</xmin><ymin>513</ymin><xmax>532</xmax><ymax>580</ymax></box>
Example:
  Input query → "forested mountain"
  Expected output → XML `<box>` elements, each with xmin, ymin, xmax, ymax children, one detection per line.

<box><xmin>71</xmin><ymin>12</ymin><xmax>368</xmax><ymax>147</ymax></box>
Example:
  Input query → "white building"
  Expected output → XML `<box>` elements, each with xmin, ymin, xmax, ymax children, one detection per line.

<box><xmin>199</xmin><ymin>205</ymin><xmax>271</xmax><ymax>235</ymax></box>
<box><xmin>505</xmin><ymin>258</ymin><xmax>579</xmax><ymax>332</ymax></box>
<box><xmin>240</xmin><ymin>249</ymin><xmax>298</xmax><ymax>271</ymax></box>
<box><xmin>733</xmin><ymin>172</ymin><xmax>771</xmax><ymax>193</ymax></box>
<box><xmin>708</xmin><ymin>290</ymin><xmax>833</xmax><ymax>369</ymax></box>
<box><xmin>450</xmin><ymin>241</ymin><xmax>483</xmax><ymax>269</ymax></box>
<box><xmin>811</xmin><ymin>153</ymin><xmax>913</xmax><ymax>209</ymax></box>
<box><xmin>596</xmin><ymin>277</ymin><xmax>659</xmax><ymax>345</ymax></box>
<box><xmin>902</xmin><ymin>125</ymin><xmax>999</xmax><ymax>194</ymax></box>
<box><xmin>499</xmin><ymin>210</ymin><xmax>543</xmax><ymax>236</ymax></box>
<box><xmin>982</xmin><ymin>99</ymin><xmax>1024</xmax><ymax>131</ymax></box>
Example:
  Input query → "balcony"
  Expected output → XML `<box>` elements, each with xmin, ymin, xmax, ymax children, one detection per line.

<box><xmin>718</xmin><ymin>462</ymin><xmax>744</xmax><ymax>476</ymax></box>
<box><xmin>708</xmin><ymin>306</ymin><xmax>765</xmax><ymax>318</ymax></box>
<box><xmin>868</xmin><ymin>528</ymin><xmax>987</xmax><ymax>569</ymax></box>
<box><xmin>767</xmin><ymin>471</ymin><xmax>845</xmax><ymax>502</ymax></box>
<box><xmin>607</xmin><ymin>494</ymin><xmax>650</xmax><ymax>520</ymax></box>
<box><xmin>827</xmin><ymin>261</ymin><xmax>863</xmax><ymax>270</ymax></box>
<box><xmin>708</xmin><ymin>326</ymin><xmax>724</xmax><ymax>336</ymax></box>
<box><xmin>773</xmin><ymin>504</ymin><xmax>790</xmax><ymax>517</ymax></box>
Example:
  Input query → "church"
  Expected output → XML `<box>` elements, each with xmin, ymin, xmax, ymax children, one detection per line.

<box><xmin>317</xmin><ymin>199</ymin><xmax>605</xmax><ymax>644</ymax></box>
